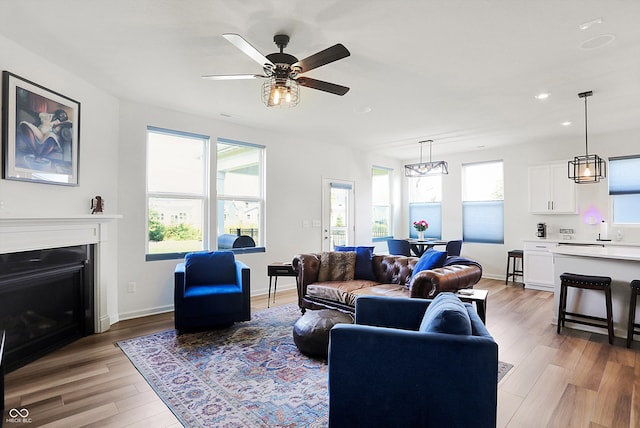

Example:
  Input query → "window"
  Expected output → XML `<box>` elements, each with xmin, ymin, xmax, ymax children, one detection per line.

<box><xmin>462</xmin><ymin>161</ymin><xmax>504</xmax><ymax>244</ymax></box>
<box><xmin>216</xmin><ymin>138</ymin><xmax>265</xmax><ymax>246</ymax></box>
<box><xmin>408</xmin><ymin>175</ymin><xmax>442</xmax><ymax>239</ymax></box>
<box><xmin>146</xmin><ymin>127</ymin><xmax>209</xmax><ymax>260</ymax></box>
<box><xmin>372</xmin><ymin>166</ymin><xmax>392</xmax><ymax>241</ymax></box>
<box><xmin>609</xmin><ymin>155</ymin><xmax>640</xmax><ymax>224</ymax></box>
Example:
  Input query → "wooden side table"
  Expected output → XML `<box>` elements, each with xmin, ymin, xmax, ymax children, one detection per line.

<box><xmin>456</xmin><ymin>289</ymin><xmax>489</xmax><ymax>324</ymax></box>
<box><xmin>267</xmin><ymin>263</ymin><xmax>297</xmax><ymax>308</ymax></box>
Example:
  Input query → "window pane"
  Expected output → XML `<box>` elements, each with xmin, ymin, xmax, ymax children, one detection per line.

<box><xmin>409</xmin><ymin>203</ymin><xmax>441</xmax><ymax>239</ymax></box>
<box><xmin>462</xmin><ymin>161</ymin><xmax>503</xmax><ymax>201</ymax></box>
<box><xmin>613</xmin><ymin>194</ymin><xmax>640</xmax><ymax>224</ymax></box>
<box><xmin>372</xmin><ymin>168</ymin><xmax>390</xmax><ymax>204</ymax></box>
<box><xmin>217</xmin><ymin>142</ymin><xmax>260</xmax><ymax>198</ymax></box>
<box><xmin>463</xmin><ymin>201</ymin><xmax>504</xmax><ymax>243</ymax></box>
<box><xmin>218</xmin><ymin>200</ymin><xmax>261</xmax><ymax>244</ymax></box>
<box><xmin>148</xmin><ymin>131</ymin><xmax>205</xmax><ymax>194</ymax></box>
<box><xmin>462</xmin><ymin>161</ymin><xmax>504</xmax><ymax>244</ymax></box>
<box><xmin>148</xmin><ymin>197</ymin><xmax>203</xmax><ymax>254</ymax></box>
<box><xmin>409</xmin><ymin>175</ymin><xmax>442</xmax><ymax>202</ymax></box>
<box><xmin>609</xmin><ymin>157</ymin><xmax>640</xmax><ymax>195</ymax></box>
<box><xmin>372</xmin><ymin>167</ymin><xmax>392</xmax><ymax>239</ymax></box>
<box><xmin>372</xmin><ymin>205</ymin><xmax>390</xmax><ymax>238</ymax></box>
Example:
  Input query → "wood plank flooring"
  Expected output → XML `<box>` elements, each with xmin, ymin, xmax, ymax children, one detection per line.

<box><xmin>4</xmin><ymin>278</ymin><xmax>640</xmax><ymax>427</ymax></box>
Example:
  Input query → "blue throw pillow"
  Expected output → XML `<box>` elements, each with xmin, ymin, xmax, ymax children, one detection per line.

<box><xmin>335</xmin><ymin>246</ymin><xmax>376</xmax><ymax>281</ymax></box>
<box><xmin>411</xmin><ymin>249</ymin><xmax>448</xmax><ymax>278</ymax></box>
<box><xmin>419</xmin><ymin>292</ymin><xmax>472</xmax><ymax>335</ymax></box>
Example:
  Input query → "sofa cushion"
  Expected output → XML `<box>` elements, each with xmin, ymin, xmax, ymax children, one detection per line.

<box><xmin>335</xmin><ymin>246</ymin><xmax>377</xmax><ymax>281</ymax></box>
<box><xmin>419</xmin><ymin>292</ymin><xmax>472</xmax><ymax>335</ymax></box>
<box><xmin>185</xmin><ymin>251</ymin><xmax>236</xmax><ymax>285</ymax></box>
<box><xmin>318</xmin><ymin>251</ymin><xmax>357</xmax><ymax>282</ymax></box>
<box><xmin>411</xmin><ymin>249</ymin><xmax>448</xmax><ymax>279</ymax></box>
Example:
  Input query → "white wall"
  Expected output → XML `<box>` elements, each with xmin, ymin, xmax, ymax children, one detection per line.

<box><xmin>0</xmin><ymin>34</ymin><xmax>119</xmax><ymax>217</ymax></box>
<box><xmin>116</xmin><ymin>99</ymin><xmax>402</xmax><ymax>320</ymax></box>
<box><xmin>423</xmin><ymin>128</ymin><xmax>640</xmax><ymax>280</ymax></box>
<box><xmin>0</xmin><ymin>34</ymin><xmax>121</xmax><ymax>324</ymax></box>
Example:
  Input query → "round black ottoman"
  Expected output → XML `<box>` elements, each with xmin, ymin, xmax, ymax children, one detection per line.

<box><xmin>293</xmin><ymin>309</ymin><xmax>354</xmax><ymax>357</ymax></box>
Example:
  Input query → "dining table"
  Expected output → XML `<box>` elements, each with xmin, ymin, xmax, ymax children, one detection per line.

<box><xmin>407</xmin><ymin>239</ymin><xmax>448</xmax><ymax>257</ymax></box>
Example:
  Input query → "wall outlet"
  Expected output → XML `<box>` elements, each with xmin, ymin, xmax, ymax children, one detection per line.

<box><xmin>127</xmin><ymin>282</ymin><xmax>137</xmax><ymax>293</ymax></box>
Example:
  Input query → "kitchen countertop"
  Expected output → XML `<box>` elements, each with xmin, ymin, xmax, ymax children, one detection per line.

<box><xmin>524</xmin><ymin>238</ymin><xmax>640</xmax><ymax>248</ymax></box>
<box><xmin>549</xmin><ymin>244</ymin><xmax>640</xmax><ymax>262</ymax></box>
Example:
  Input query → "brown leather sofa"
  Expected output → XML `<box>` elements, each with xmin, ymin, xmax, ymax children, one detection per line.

<box><xmin>292</xmin><ymin>253</ymin><xmax>482</xmax><ymax>313</ymax></box>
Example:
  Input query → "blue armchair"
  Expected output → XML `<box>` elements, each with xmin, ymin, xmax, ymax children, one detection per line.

<box><xmin>174</xmin><ymin>251</ymin><xmax>251</xmax><ymax>331</ymax></box>
<box><xmin>328</xmin><ymin>294</ymin><xmax>498</xmax><ymax>428</ymax></box>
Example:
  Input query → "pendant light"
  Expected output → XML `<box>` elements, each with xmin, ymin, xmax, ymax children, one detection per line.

<box><xmin>568</xmin><ymin>91</ymin><xmax>606</xmax><ymax>183</ymax></box>
<box><xmin>404</xmin><ymin>140</ymin><xmax>449</xmax><ymax>177</ymax></box>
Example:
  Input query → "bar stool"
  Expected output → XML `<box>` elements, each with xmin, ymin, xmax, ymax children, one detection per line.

<box><xmin>626</xmin><ymin>280</ymin><xmax>640</xmax><ymax>348</ymax></box>
<box><xmin>505</xmin><ymin>250</ymin><xmax>524</xmax><ymax>286</ymax></box>
<box><xmin>557</xmin><ymin>273</ymin><xmax>613</xmax><ymax>344</ymax></box>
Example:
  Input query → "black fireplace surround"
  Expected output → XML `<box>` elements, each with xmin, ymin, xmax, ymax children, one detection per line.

<box><xmin>0</xmin><ymin>245</ymin><xmax>94</xmax><ymax>373</ymax></box>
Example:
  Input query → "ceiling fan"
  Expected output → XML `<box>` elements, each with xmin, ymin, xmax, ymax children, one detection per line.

<box><xmin>202</xmin><ymin>33</ymin><xmax>351</xmax><ymax>107</ymax></box>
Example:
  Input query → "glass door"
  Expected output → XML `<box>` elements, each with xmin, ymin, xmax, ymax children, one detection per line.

<box><xmin>322</xmin><ymin>179</ymin><xmax>354</xmax><ymax>251</ymax></box>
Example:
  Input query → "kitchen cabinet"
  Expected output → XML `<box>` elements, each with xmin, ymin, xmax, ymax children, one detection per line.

<box><xmin>528</xmin><ymin>164</ymin><xmax>577</xmax><ymax>214</ymax></box>
<box><xmin>523</xmin><ymin>240</ymin><xmax>556</xmax><ymax>292</ymax></box>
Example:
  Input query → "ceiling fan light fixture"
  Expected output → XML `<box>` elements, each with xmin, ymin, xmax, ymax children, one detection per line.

<box><xmin>262</xmin><ymin>76</ymin><xmax>299</xmax><ymax>108</ymax></box>
<box><xmin>404</xmin><ymin>140</ymin><xmax>449</xmax><ymax>177</ymax></box>
<box><xmin>568</xmin><ymin>91</ymin><xmax>606</xmax><ymax>184</ymax></box>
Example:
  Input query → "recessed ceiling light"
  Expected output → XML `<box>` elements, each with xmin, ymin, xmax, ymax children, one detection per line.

<box><xmin>355</xmin><ymin>106</ymin><xmax>372</xmax><ymax>114</ymax></box>
<box><xmin>562</xmin><ymin>121</ymin><xmax>572</xmax><ymax>126</ymax></box>
<box><xmin>579</xmin><ymin>17</ymin><xmax>603</xmax><ymax>30</ymax></box>
<box><xmin>580</xmin><ymin>34</ymin><xmax>616</xmax><ymax>50</ymax></box>
<box><xmin>535</xmin><ymin>93</ymin><xmax>550</xmax><ymax>100</ymax></box>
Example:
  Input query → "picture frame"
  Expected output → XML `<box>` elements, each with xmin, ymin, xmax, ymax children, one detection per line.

<box><xmin>2</xmin><ymin>71</ymin><xmax>80</xmax><ymax>186</ymax></box>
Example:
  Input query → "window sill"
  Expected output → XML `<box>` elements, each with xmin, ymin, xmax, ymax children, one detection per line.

<box><xmin>146</xmin><ymin>246</ymin><xmax>266</xmax><ymax>261</ymax></box>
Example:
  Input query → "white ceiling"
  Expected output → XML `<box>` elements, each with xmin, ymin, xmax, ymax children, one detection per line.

<box><xmin>1</xmin><ymin>0</ymin><xmax>639</xmax><ymax>160</ymax></box>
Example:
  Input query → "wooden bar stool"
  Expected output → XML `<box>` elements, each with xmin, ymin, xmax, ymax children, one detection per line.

<box><xmin>505</xmin><ymin>250</ymin><xmax>524</xmax><ymax>285</ymax></box>
<box><xmin>626</xmin><ymin>280</ymin><xmax>640</xmax><ymax>348</ymax></box>
<box><xmin>557</xmin><ymin>273</ymin><xmax>613</xmax><ymax>344</ymax></box>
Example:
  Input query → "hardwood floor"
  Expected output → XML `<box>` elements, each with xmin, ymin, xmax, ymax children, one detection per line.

<box><xmin>4</xmin><ymin>278</ymin><xmax>640</xmax><ymax>427</ymax></box>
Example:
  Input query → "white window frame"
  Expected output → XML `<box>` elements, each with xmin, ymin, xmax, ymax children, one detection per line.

<box><xmin>216</xmin><ymin>138</ymin><xmax>266</xmax><ymax>249</ymax></box>
<box><xmin>372</xmin><ymin>166</ymin><xmax>393</xmax><ymax>241</ymax></box>
<box><xmin>146</xmin><ymin>126</ymin><xmax>210</xmax><ymax>261</ymax></box>
<box><xmin>462</xmin><ymin>160</ymin><xmax>504</xmax><ymax>244</ymax></box>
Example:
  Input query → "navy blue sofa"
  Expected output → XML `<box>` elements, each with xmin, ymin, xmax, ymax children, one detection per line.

<box><xmin>328</xmin><ymin>294</ymin><xmax>498</xmax><ymax>427</ymax></box>
<box><xmin>174</xmin><ymin>251</ymin><xmax>251</xmax><ymax>331</ymax></box>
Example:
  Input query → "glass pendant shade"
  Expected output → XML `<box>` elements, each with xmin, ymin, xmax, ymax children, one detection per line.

<box><xmin>262</xmin><ymin>76</ymin><xmax>299</xmax><ymax>108</ymax></box>
<box><xmin>404</xmin><ymin>140</ymin><xmax>449</xmax><ymax>177</ymax></box>
<box><xmin>568</xmin><ymin>91</ymin><xmax>606</xmax><ymax>184</ymax></box>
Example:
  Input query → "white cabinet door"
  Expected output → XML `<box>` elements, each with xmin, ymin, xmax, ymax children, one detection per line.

<box><xmin>549</xmin><ymin>164</ymin><xmax>576</xmax><ymax>213</ymax></box>
<box><xmin>524</xmin><ymin>241</ymin><xmax>556</xmax><ymax>292</ymax></box>
<box><xmin>528</xmin><ymin>164</ymin><xmax>577</xmax><ymax>214</ymax></box>
<box><xmin>528</xmin><ymin>166</ymin><xmax>551</xmax><ymax>213</ymax></box>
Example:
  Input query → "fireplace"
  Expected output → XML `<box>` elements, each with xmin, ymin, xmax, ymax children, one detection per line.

<box><xmin>0</xmin><ymin>245</ymin><xmax>94</xmax><ymax>372</ymax></box>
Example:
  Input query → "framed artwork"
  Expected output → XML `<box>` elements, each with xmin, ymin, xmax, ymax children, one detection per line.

<box><xmin>2</xmin><ymin>71</ymin><xmax>80</xmax><ymax>185</ymax></box>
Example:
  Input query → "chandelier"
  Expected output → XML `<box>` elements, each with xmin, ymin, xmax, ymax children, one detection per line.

<box><xmin>568</xmin><ymin>91</ymin><xmax>606</xmax><ymax>183</ymax></box>
<box><xmin>404</xmin><ymin>140</ymin><xmax>449</xmax><ymax>177</ymax></box>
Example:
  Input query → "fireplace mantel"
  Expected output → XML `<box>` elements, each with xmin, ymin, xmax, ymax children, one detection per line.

<box><xmin>0</xmin><ymin>214</ymin><xmax>122</xmax><ymax>332</ymax></box>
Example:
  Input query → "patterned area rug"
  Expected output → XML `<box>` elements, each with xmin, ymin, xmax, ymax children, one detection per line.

<box><xmin>118</xmin><ymin>304</ymin><xmax>512</xmax><ymax>427</ymax></box>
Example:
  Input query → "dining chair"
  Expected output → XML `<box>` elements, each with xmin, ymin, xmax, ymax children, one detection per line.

<box><xmin>445</xmin><ymin>240</ymin><xmax>463</xmax><ymax>257</ymax></box>
<box><xmin>387</xmin><ymin>239</ymin><xmax>412</xmax><ymax>256</ymax></box>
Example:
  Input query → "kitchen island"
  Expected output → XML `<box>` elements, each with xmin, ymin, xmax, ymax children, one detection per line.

<box><xmin>550</xmin><ymin>244</ymin><xmax>640</xmax><ymax>339</ymax></box>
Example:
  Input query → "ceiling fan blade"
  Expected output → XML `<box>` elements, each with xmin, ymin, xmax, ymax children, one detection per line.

<box><xmin>201</xmin><ymin>74</ymin><xmax>266</xmax><ymax>80</ymax></box>
<box><xmin>292</xmin><ymin>43</ymin><xmax>350</xmax><ymax>73</ymax></box>
<box><xmin>222</xmin><ymin>33</ymin><xmax>274</xmax><ymax>68</ymax></box>
<box><xmin>296</xmin><ymin>77</ymin><xmax>350</xmax><ymax>96</ymax></box>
